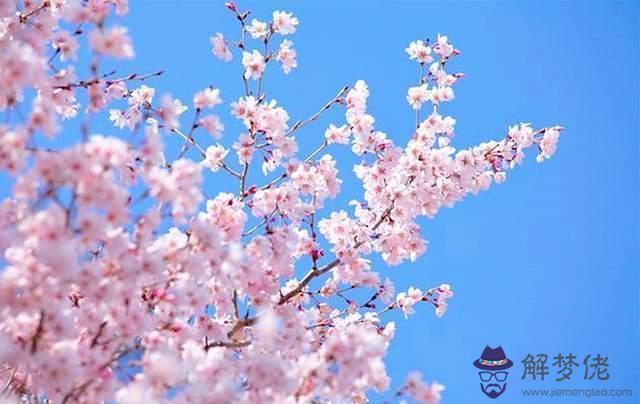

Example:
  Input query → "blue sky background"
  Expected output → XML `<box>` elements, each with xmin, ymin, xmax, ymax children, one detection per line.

<box><xmin>3</xmin><ymin>1</ymin><xmax>639</xmax><ymax>403</ymax></box>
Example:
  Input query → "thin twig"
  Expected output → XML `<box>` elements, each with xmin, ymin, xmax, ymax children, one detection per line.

<box><xmin>285</xmin><ymin>86</ymin><xmax>349</xmax><ymax>137</ymax></box>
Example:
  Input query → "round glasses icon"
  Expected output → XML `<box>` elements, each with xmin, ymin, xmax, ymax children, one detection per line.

<box><xmin>478</xmin><ymin>371</ymin><xmax>508</xmax><ymax>382</ymax></box>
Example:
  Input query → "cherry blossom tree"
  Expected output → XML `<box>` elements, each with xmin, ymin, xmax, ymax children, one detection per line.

<box><xmin>0</xmin><ymin>1</ymin><xmax>563</xmax><ymax>403</ymax></box>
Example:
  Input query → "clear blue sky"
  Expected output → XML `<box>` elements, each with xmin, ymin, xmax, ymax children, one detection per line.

<box><xmin>7</xmin><ymin>1</ymin><xmax>640</xmax><ymax>403</ymax></box>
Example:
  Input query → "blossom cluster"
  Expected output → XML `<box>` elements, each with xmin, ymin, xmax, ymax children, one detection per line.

<box><xmin>0</xmin><ymin>1</ymin><xmax>563</xmax><ymax>403</ymax></box>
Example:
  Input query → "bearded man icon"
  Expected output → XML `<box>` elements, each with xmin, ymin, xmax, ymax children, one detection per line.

<box><xmin>473</xmin><ymin>346</ymin><xmax>513</xmax><ymax>399</ymax></box>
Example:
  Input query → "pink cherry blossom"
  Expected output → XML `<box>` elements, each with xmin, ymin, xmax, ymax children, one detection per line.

<box><xmin>199</xmin><ymin>114</ymin><xmax>224</xmax><ymax>138</ymax></box>
<box><xmin>396</xmin><ymin>287</ymin><xmax>424</xmax><ymax>318</ymax></box>
<box><xmin>106</xmin><ymin>82</ymin><xmax>128</xmax><ymax>99</ymax></box>
<box><xmin>89</xmin><ymin>26</ymin><xmax>134</xmax><ymax>59</ymax></box>
<box><xmin>157</xmin><ymin>95</ymin><xmax>188</xmax><ymax>130</ymax></box>
<box><xmin>231</xmin><ymin>95</ymin><xmax>259</xmax><ymax>123</ymax></box>
<box><xmin>0</xmin><ymin>2</ymin><xmax>564</xmax><ymax>403</ymax></box>
<box><xmin>210</xmin><ymin>33</ymin><xmax>233</xmax><ymax>61</ymax></box>
<box><xmin>276</xmin><ymin>39</ymin><xmax>298</xmax><ymax>74</ymax></box>
<box><xmin>112</xmin><ymin>0</ymin><xmax>130</xmax><ymax>15</ymax></box>
<box><xmin>246</xmin><ymin>19</ymin><xmax>268</xmax><ymax>39</ymax></box>
<box><xmin>406</xmin><ymin>40</ymin><xmax>433</xmax><ymax>64</ymax></box>
<box><xmin>435</xmin><ymin>284</ymin><xmax>454</xmax><ymax>317</ymax></box>
<box><xmin>433</xmin><ymin>34</ymin><xmax>454</xmax><ymax>59</ymax></box>
<box><xmin>407</xmin><ymin>84</ymin><xmax>430</xmax><ymax>110</ymax></box>
<box><xmin>404</xmin><ymin>372</ymin><xmax>445</xmax><ymax>404</ymax></box>
<box><xmin>325</xmin><ymin>123</ymin><xmax>351</xmax><ymax>144</ymax></box>
<box><xmin>538</xmin><ymin>127</ymin><xmax>561</xmax><ymax>161</ymax></box>
<box><xmin>0</xmin><ymin>0</ymin><xmax>15</xmax><ymax>16</ymax></box>
<box><xmin>242</xmin><ymin>50</ymin><xmax>266</xmax><ymax>80</ymax></box>
<box><xmin>130</xmin><ymin>84</ymin><xmax>155</xmax><ymax>106</ymax></box>
<box><xmin>193</xmin><ymin>87</ymin><xmax>222</xmax><ymax>109</ymax></box>
<box><xmin>272</xmin><ymin>10</ymin><xmax>299</xmax><ymax>35</ymax></box>
<box><xmin>233</xmin><ymin>133</ymin><xmax>255</xmax><ymax>164</ymax></box>
<box><xmin>202</xmin><ymin>144</ymin><xmax>228</xmax><ymax>171</ymax></box>
<box><xmin>52</xmin><ymin>31</ymin><xmax>79</xmax><ymax>61</ymax></box>
<box><xmin>109</xmin><ymin>107</ymin><xmax>141</xmax><ymax>130</ymax></box>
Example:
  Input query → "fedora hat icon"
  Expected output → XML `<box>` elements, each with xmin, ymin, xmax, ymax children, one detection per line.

<box><xmin>473</xmin><ymin>346</ymin><xmax>513</xmax><ymax>371</ymax></box>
